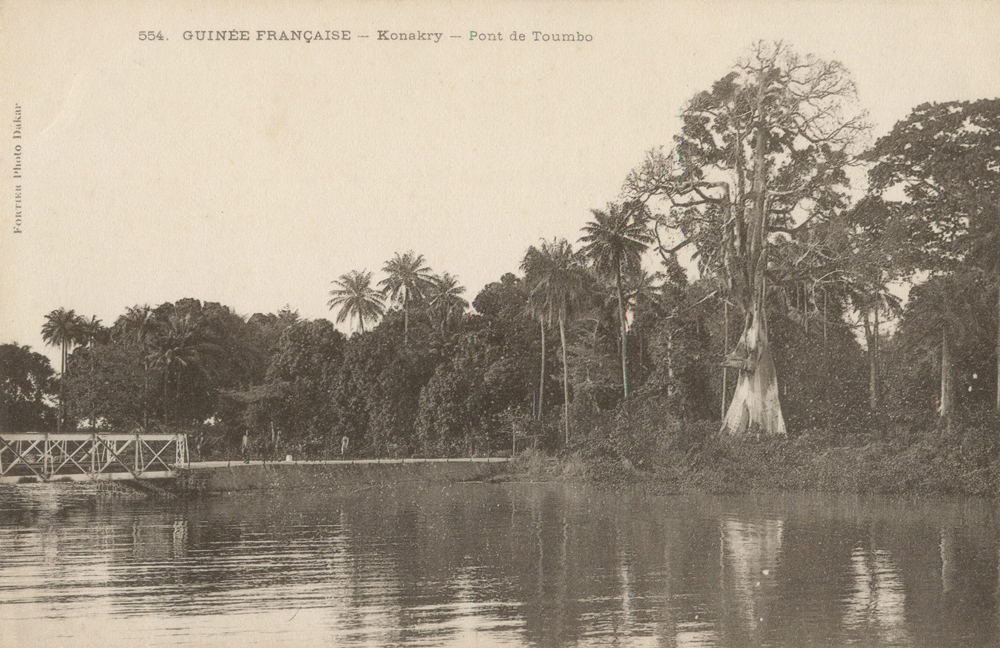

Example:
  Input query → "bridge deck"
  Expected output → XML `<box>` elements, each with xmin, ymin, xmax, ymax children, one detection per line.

<box><xmin>0</xmin><ymin>431</ymin><xmax>510</xmax><ymax>484</ymax></box>
<box><xmin>187</xmin><ymin>457</ymin><xmax>510</xmax><ymax>469</ymax></box>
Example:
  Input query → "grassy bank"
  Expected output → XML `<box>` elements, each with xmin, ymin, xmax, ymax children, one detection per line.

<box><xmin>503</xmin><ymin>399</ymin><xmax>1000</xmax><ymax>497</ymax></box>
<box><xmin>179</xmin><ymin>460</ymin><xmax>509</xmax><ymax>494</ymax></box>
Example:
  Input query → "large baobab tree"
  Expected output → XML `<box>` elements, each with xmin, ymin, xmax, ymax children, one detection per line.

<box><xmin>624</xmin><ymin>41</ymin><xmax>868</xmax><ymax>436</ymax></box>
<box><xmin>328</xmin><ymin>270</ymin><xmax>386</xmax><ymax>334</ymax></box>
<box><xmin>580</xmin><ymin>201</ymin><xmax>654</xmax><ymax>399</ymax></box>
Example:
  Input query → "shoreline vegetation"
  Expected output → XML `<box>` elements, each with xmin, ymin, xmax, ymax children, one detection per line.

<box><xmin>505</xmin><ymin>423</ymin><xmax>1000</xmax><ymax>499</ymax></box>
<box><xmin>3</xmin><ymin>42</ymin><xmax>999</xmax><ymax>500</ymax></box>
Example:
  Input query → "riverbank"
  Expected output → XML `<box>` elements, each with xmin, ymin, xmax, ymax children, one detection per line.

<box><xmin>502</xmin><ymin>424</ymin><xmax>1000</xmax><ymax>497</ymax></box>
<box><xmin>167</xmin><ymin>427</ymin><xmax>1000</xmax><ymax>498</ymax></box>
<box><xmin>177</xmin><ymin>458</ymin><xmax>510</xmax><ymax>494</ymax></box>
<box><xmin>11</xmin><ymin>433</ymin><xmax>993</xmax><ymax>499</ymax></box>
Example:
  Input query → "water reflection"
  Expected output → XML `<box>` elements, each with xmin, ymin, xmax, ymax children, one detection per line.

<box><xmin>720</xmin><ymin>517</ymin><xmax>783</xmax><ymax>639</ymax></box>
<box><xmin>1</xmin><ymin>484</ymin><xmax>999</xmax><ymax>646</ymax></box>
<box><xmin>844</xmin><ymin>546</ymin><xmax>910</xmax><ymax>646</ymax></box>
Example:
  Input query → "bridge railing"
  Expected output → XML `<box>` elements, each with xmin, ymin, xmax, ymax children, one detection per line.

<box><xmin>0</xmin><ymin>433</ymin><xmax>189</xmax><ymax>484</ymax></box>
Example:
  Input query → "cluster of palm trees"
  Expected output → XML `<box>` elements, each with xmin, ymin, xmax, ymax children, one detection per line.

<box><xmin>118</xmin><ymin>306</ymin><xmax>223</xmax><ymax>425</ymax></box>
<box><xmin>522</xmin><ymin>201</ymin><xmax>656</xmax><ymax>442</ymax></box>
<box><xmin>44</xmin><ymin>200</ymin><xmax>663</xmax><ymax>442</ymax></box>
<box><xmin>40</xmin><ymin>308</ymin><xmax>105</xmax><ymax>430</ymax></box>
<box><xmin>328</xmin><ymin>252</ymin><xmax>468</xmax><ymax>342</ymax></box>
<box><xmin>41</xmin><ymin>304</ymin><xmax>225</xmax><ymax>431</ymax></box>
<box><xmin>327</xmin><ymin>202</ymin><xmax>661</xmax><ymax>445</ymax></box>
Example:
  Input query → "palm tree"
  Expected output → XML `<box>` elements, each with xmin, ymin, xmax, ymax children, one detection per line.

<box><xmin>41</xmin><ymin>307</ymin><xmax>85</xmax><ymax>431</ymax></box>
<box><xmin>117</xmin><ymin>305</ymin><xmax>156</xmax><ymax>429</ymax></box>
<box><xmin>427</xmin><ymin>272</ymin><xmax>467</xmax><ymax>338</ymax></box>
<box><xmin>846</xmin><ymin>274</ymin><xmax>903</xmax><ymax>411</ymax></box>
<box><xmin>148</xmin><ymin>313</ymin><xmax>222</xmax><ymax>423</ymax></box>
<box><xmin>579</xmin><ymin>201</ymin><xmax>654</xmax><ymax>399</ymax></box>
<box><xmin>521</xmin><ymin>246</ymin><xmax>559</xmax><ymax>420</ymax></box>
<box><xmin>328</xmin><ymin>270</ymin><xmax>386</xmax><ymax>334</ymax></box>
<box><xmin>524</xmin><ymin>239</ymin><xmax>587</xmax><ymax>443</ymax></box>
<box><xmin>521</xmin><ymin>248</ymin><xmax>547</xmax><ymax>420</ymax></box>
<box><xmin>78</xmin><ymin>315</ymin><xmax>107</xmax><ymax>347</ymax></box>
<box><xmin>75</xmin><ymin>315</ymin><xmax>106</xmax><ymax>428</ymax></box>
<box><xmin>118</xmin><ymin>305</ymin><xmax>156</xmax><ymax>344</ymax></box>
<box><xmin>379</xmin><ymin>251</ymin><xmax>434</xmax><ymax>345</ymax></box>
<box><xmin>624</xmin><ymin>268</ymin><xmax>665</xmax><ymax>380</ymax></box>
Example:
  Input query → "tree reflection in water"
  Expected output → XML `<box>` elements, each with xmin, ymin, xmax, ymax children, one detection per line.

<box><xmin>720</xmin><ymin>517</ymin><xmax>783</xmax><ymax>638</ymax></box>
<box><xmin>844</xmin><ymin>546</ymin><xmax>911</xmax><ymax>646</ymax></box>
<box><xmin>1</xmin><ymin>484</ymin><xmax>999</xmax><ymax>647</ymax></box>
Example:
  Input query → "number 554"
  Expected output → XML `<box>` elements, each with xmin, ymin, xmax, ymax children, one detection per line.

<box><xmin>139</xmin><ymin>31</ymin><xmax>165</xmax><ymax>41</ymax></box>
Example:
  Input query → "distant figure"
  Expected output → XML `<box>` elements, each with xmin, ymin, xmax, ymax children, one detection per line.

<box><xmin>340</xmin><ymin>435</ymin><xmax>350</xmax><ymax>458</ymax></box>
<box><xmin>241</xmin><ymin>432</ymin><xmax>251</xmax><ymax>464</ymax></box>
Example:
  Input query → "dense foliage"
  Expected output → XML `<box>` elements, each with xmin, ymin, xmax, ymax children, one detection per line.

<box><xmin>6</xmin><ymin>44</ymin><xmax>997</xmax><ymax>472</ymax></box>
<box><xmin>0</xmin><ymin>344</ymin><xmax>56</xmax><ymax>431</ymax></box>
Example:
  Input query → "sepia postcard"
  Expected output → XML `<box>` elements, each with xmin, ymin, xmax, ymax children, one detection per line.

<box><xmin>1</xmin><ymin>1</ymin><xmax>999</xmax><ymax>646</ymax></box>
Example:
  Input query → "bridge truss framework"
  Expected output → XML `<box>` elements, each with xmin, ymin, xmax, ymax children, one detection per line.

<box><xmin>0</xmin><ymin>433</ymin><xmax>189</xmax><ymax>484</ymax></box>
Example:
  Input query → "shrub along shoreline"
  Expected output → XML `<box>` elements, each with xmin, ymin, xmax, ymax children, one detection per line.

<box><xmin>504</xmin><ymin>436</ymin><xmax>1000</xmax><ymax>497</ymax></box>
<box><xmin>501</xmin><ymin>397</ymin><xmax>1000</xmax><ymax>498</ymax></box>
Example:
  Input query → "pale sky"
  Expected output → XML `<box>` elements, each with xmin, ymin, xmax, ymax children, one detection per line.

<box><xmin>1</xmin><ymin>0</ymin><xmax>998</xmax><ymax>367</ymax></box>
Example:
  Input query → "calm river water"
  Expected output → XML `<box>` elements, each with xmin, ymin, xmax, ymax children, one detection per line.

<box><xmin>1</xmin><ymin>482</ymin><xmax>999</xmax><ymax>647</ymax></box>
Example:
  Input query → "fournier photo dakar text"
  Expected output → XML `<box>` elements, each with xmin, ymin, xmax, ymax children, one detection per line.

<box><xmin>1</xmin><ymin>1</ymin><xmax>999</xmax><ymax>646</ymax></box>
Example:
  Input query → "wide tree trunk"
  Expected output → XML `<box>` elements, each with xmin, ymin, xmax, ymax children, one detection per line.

<box><xmin>720</xmin><ymin>109</ymin><xmax>787</xmax><ymax>437</ymax></box>
<box><xmin>615</xmin><ymin>270</ymin><xmax>629</xmax><ymax>399</ymax></box>
<box><xmin>722</xmin><ymin>308</ymin><xmax>787</xmax><ymax>436</ymax></box>
<box><xmin>559</xmin><ymin>316</ymin><xmax>570</xmax><ymax>444</ymax></box>
<box><xmin>537</xmin><ymin>319</ymin><xmax>546</xmax><ymax>419</ymax></box>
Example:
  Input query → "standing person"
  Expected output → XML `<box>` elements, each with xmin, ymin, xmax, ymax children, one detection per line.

<box><xmin>241</xmin><ymin>432</ymin><xmax>251</xmax><ymax>464</ymax></box>
<box><xmin>340</xmin><ymin>435</ymin><xmax>349</xmax><ymax>459</ymax></box>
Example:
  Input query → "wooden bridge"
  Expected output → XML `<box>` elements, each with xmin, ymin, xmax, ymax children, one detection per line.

<box><xmin>0</xmin><ymin>433</ymin><xmax>189</xmax><ymax>484</ymax></box>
